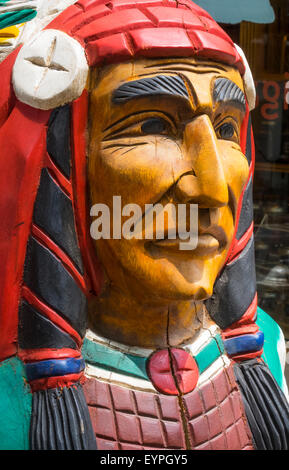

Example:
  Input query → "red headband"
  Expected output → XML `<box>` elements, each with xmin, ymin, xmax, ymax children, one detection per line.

<box><xmin>48</xmin><ymin>0</ymin><xmax>245</xmax><ymax>73</ymax></box>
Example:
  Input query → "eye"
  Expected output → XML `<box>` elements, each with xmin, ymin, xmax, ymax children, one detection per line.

<box><xmin>216</xmin><ymin>122</ymin><xmax>236</xmax><ymax>140</ymax></box>
<box><xmin>141</xmin><ymin>118</ymin><xmax>167</xmax><ymax>135</ymax></box>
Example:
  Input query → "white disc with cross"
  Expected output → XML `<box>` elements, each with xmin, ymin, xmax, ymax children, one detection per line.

<box><xmin>12</xmin><ymin>29</ymin><xmax>88</xmax><ymax>110</ymax></box>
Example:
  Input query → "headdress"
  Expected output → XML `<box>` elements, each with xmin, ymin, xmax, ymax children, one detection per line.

<box><xmin>0</xmin><ymin>0</ymin><xmax>269</xmax><ymax>449</ymax></box>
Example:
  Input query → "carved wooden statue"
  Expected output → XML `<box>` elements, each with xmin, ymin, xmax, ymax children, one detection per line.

<box><xmin>0</xmin><ymin>0</ymin><xmax>289</xmax><ymax>450</ymax></box>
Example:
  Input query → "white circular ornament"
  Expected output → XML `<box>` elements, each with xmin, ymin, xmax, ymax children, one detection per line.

<box><xmin>12</xmin><ymin>29</ymin><xmax>89</xmax><ymax>110</ymax></box>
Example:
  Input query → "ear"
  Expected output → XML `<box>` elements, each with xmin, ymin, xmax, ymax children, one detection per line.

<box><xmin>12</xmin><ymin>29</ymin><xmax>88</xmax><ymax>110</ymax></box>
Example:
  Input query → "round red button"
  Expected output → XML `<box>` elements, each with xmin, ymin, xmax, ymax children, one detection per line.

<box><xmin>147</xmin><ymin>348</ymin><xmax>199</xmax><ymax>395</ymax></box>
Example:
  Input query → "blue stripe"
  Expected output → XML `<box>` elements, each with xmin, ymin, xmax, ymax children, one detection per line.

<box><xmin>224</xmin><ymin>331</ymin><xmax>264</xmax><ymax>356</ymax></box>
<box><xmin>25</xmin><ymin>358</ymin><xmax>85</xmax><ymax>381</ymax></box>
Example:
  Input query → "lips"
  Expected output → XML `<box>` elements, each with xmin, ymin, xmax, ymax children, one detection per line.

<box><xmin>152</xmin><ymin>231</ymin><xmax>226</xmax><ymax>255</ymax></box>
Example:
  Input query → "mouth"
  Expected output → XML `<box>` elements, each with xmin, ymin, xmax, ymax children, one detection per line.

<box><xmin>150</xmin><ymin>229</ymin><xmax>227</xmax><ymax>255</ymax></box>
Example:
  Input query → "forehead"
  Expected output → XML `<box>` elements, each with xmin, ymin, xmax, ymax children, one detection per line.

<box><xmin>90</xmin><ymin>57</ymin><xmax>244</xmax><ymax>102</ymax></box>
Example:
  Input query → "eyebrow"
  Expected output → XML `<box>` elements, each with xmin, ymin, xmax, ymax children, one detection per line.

<box><xmin>112</xmin><ymin>75</ymin><xmax>189</xmax><ymax>104</ymax></box>
<box><xmin>213</xmin><ymin>78</ymin><xmax>246</xmax><ymax>111</ymax></box>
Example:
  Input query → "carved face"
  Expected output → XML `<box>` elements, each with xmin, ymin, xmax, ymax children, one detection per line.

<box><xmin>88</xmin><ymin>58</ymin><xmax>249</xmax><ymax>304</ymax></box>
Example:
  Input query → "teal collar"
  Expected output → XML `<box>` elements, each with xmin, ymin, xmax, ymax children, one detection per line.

<box><xmin>82</xmin><ymin>332</ymin><xmax>225</xmax><ymax>382</ymax></box>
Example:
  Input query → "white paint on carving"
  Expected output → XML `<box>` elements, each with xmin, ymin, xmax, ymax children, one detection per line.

<box><xmin>184</xmin><ymin>324</ymin><xmax>220</xmax><ymax>357</ymax></box>
<box><xmin>0</xmin><ymin>1</ymin><xmax>37</xmax><ymax>14</ymax></box>
<box><xmin>197</xmin><ymin>355</ymin><xmax>231</xmax><ymax>387</ymax></box>
<box><xmin>86</xmin><ymin>329</ymin><xmax>154</xmax><ymax>358</ymax></box>
<box><xmin>18</xmin><ymin>0</ymin><xmax>78</xmax><ymax>45</ymax></box>
<box><xmin>85</xmin><ymin>363</ymin><xmax>156</xmax><ymax>392</ymax></box>
<box><xmin>234</xmin><ymin>43</ymin><xmax>256</xmax><ymax>111</ymax></box>
<box><xmin>12</xmin><ymin>29</ymin><xmax>88</xmax><ymax>109</ymax></box>
<box><xmin>0</xmin><ymin>1</ymin><xmax>78</xmax><ymax>63</ymax></box>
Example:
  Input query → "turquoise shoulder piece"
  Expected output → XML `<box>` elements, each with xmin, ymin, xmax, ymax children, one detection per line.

<box><xmin>0</xmin><ymin>356</ymin><xmax>32</xmax><ymax>450</ymax></box>
<box><xmin>82</xmin><ymin>337</ymin><xmax>149</xmax><ymax>380</ymax></box>
<box><xmin>256</xmin><ymin>306</ymin><xmax>285</xmax><ymax>392</ymax></box>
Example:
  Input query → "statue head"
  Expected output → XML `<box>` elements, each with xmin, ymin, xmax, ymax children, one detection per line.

<box><xmin>87</xmin><ymin>55</ymin><xmax>255</xmax><ymax>345</ymax></box>
<box><xmin>87</xmin><ymin>57</ymin><xmax>250</xmax><ymax>335</ymax></box>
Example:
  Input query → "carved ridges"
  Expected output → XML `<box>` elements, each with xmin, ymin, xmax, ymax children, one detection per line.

<box><xmin>112</xmin><ymin>74</ymin><xmax>188</xmax><ymax>103</ymax></box>
<box><xmin>19</xmin><ymin>104</ymin><xmax>88</xmax><ymax>360</ymax></box>
<box><xmin>214</xmin><ymin>77</ymin><xmax>246</xmax><ymax>107</ymax></box>
<box><xmin>83</xmin><ymin>364</ymin><xmax>254</xmax><ymax>450</ymax></box>
<box><xmin>234</xmin><ymin>360</ymin><xmax>289</xmax><ymax>450</ymax></box>
<box><xmin>49</xmin><ymin>0</ymin><xmax>244</xmax><ymax>73</ymax></box>
<box><xmin>30</xmin><ymin>383</ymin><xmax>97</xmax><ymax>449</ymax></box>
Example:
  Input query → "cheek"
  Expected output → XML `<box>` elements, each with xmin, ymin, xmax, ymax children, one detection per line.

<box><xmin>220</xmin><ymin>142</ymin><xmax>250</xmax><ymax>201</ymax></box>
<box><xmin>89</xmin><ymin>138</ymin><xmax>184</xmax><ymax>207</ymax></box>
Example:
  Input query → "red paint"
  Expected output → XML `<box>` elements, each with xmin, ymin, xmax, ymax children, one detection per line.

<box><xmin>198</xmin><ymin>17</ymin><xmax>233</xmax><ymax>44</ymax></box>
<box><xmin>0</xmin><ymin>99</ymin><xmax>51</xmax><ymax>360</ymax></box>
<box><xmin>188</xmin><ymin>30</ymin><xmax>241</xmax><ymax>69</ymax></box>
<box><xmin>147</xmin><ymin>348</ymin><xmax>199</xmax><ymax>395</ymax></box>
<box><xmin>47</xmin><ymin>0</ymin><xmax>244</xmax><ymax>73</ymax></box>
<box><xmin>31</xmin><ymin>224</ymin><xmax>87</xmax><ymax>294</ymax></box>
<box><xmin>231</xmin><ymin>349</ymin><xmax>263</xmax><ymax>362</ymax></box>
<box><xmin>22</xmin><ymin>285</ymin><xmax>82</xmax><ymax>347</ymax></box>
<box><xmin>224</xmin><ymin>106</ymin><xmax>253</xmax><ymax>266</ymax></box>
<box><xmin>250</xmin><ymin>126</ymin><xmax>255</xmax><ymax>173</ymax></box>
<box><xmin>225</xmin><ymin>293</ymin><xmax>258</xmax><ymax>330</ymax></box>
<box><xmin>222</xmin><ymin>294</ymin><xmax>258</xmax><ymax>350</ymax></box>
<box><xmin>44</xmin><ymin>152</ymin><xmax>73</xmax><ymax>198</ymax></box>
<box><xmin>71</xmin><ymin>93</ymin><xmax>103</xmax><ymax>296</ymax></box>
<box><xmin>147</xmin><ymin>349</ymin><xmax>177</xmax><ymax>394</ymax></box>
<box><xmin>76</xmin><ymin>9</ymin><xmax>153</xmax><ymax>42</ymax></box>
<box><xmin>227</xmin><ymin>222</ymin><xmax>254</xmax><ymax>263</ymax></box>
<box><xmin>87</xmin><ymin>33</ymin><xmax>133</xmax><ymax>65</ymax></box>
<box><xmin>130</xmin><ymin>27</ymin><xmax>194</xmax><ymax>58</ymax></box>
<box><xmin>0</xmin><ymin>47</ymin><xmax>19</xmax><ymax>127</ymax></box>
<box><xmin>54</xmin><ymin>3</ymin><xmax>112</xmax><ymax>37</ymax></box>
<box><xmin>18</xmin><ymin>348</ymin><xmax>81</xmax><ymax>362</ymax></box>
<box><xmin>84</xmin><ymin>364</ymin><xmax>254</xmax><ymax>449</ymax></box>
<box><xmin>171</xmin><ymin>348</ymin><xmax>199</xmax><ymax>394</ymax></box>
<box><xmin>222</xmin><ymin>324</ymin><xmax>259</xmax><ymax>340</ymax></box>
<box><xmin>240</xmin><ymin>107</ymin><xmax>250</xmax><ymax>155</ymax></box>
<box><xmin>144</xmin><ymin>6</ymin><xmax>205</xmax><ymax>28</ymax></box>
<box><xmin>29</xmin><ymin>371</ymin><xmax>86</xmax><ymax>392</ymax></box>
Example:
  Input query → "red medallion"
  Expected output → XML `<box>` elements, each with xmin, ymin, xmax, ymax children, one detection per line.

<box><xmin>147</xmin><ymin>348</ymin><xmax>199</xmax><ymax>395</ymax></box>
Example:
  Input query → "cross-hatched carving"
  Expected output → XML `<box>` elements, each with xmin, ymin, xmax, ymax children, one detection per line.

<box><xmin>183</xmin><ymin>365</ymin><xmax>254</xmax><ymax>449</ymax></box>
<box><xmin>83</xmin><ymin>364</ymin><xmax>254</xmax><ymax>450</ymax></box>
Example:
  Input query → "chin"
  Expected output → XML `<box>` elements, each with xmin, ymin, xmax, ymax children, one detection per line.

<box><xmin>122</xmin><ymin>252</ymin><xmax>217</xmax><ymax>303</ymax></box>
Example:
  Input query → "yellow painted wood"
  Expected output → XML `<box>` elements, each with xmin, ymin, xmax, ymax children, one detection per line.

<box><xmin>87</xmin><ymin>58</ymin><xmax>249</xmax><ymax>349</ymax></box>
<box><xmin>0</xmin><ymin>25</ymin><xmax>19</xmax><ymax>43</ymax></box>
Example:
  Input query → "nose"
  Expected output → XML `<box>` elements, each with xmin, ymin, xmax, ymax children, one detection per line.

<box><xmin>175</xmin><ymin>115</ymin><xmax>229</xmax><ymax>208</ymax></box>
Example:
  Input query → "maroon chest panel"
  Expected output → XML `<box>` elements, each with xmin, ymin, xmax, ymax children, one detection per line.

<box><xmin>83</xmin><ymin>364</ymin><xmax>254</xmax><ymax>450</ymax></box>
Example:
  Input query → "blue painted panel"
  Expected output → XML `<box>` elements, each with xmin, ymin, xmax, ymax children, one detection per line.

<box><xmin>193</xmin><ymin>0</ymin><xmax>275</xmax><ymax>24</ymax></box>
<box><xmin>224</xmin><ymin>331</ymin><xmax>264</xmax><ymax>356</ymax></box>
<box><xmin>25</xmin><ymin>358</ymin><xmax>85</xmax><ymax>381</ymax></box>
